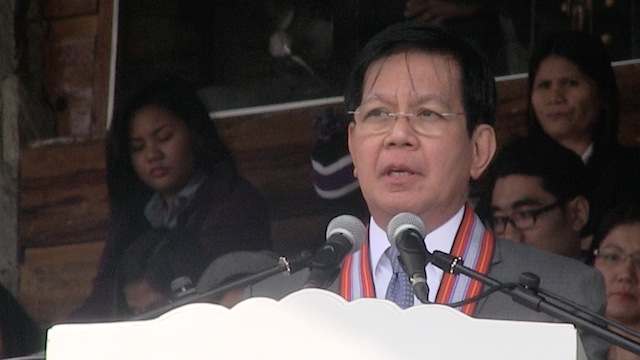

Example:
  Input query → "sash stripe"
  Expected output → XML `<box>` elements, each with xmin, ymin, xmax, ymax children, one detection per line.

<box><xmin>359</xmin><ymin>240</ymin><xmax>375</xmax><ymax>297</ymax></box>
<box><xmin>340</xmin><ymin>231</ymin><xmax>375</xmax><ymax>300</ymax></box>
<box><xmin>340</xmin><ymin>203</ymin><xmax>494</xmax><ymax>316</ymax></box>
<box><xmin>340</xmin><ymin>254</ymin><xmax>353</xmax><ymax>300</ymax></box>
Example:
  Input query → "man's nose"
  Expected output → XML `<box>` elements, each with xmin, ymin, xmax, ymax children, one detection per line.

<box><xmin>501</xmin><ymin>222</ymin><xmax>525</xmax><ymax>243</ymax></box>
<box><xmin>384</xmin><ymin>114</ymin><xmax>419</xmax><ymax>147</ymax></box>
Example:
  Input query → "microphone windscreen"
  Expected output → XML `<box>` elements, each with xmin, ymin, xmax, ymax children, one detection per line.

<box><xmin>325</xmin><ymin>214</ymin><xmax>366</xmax><ymax>251</ymax></box>
<box><xmin>196</xmin><ymin>250</ymin><xmax>280</xmax><ymax>293</ymax></box>
<box><xmin>386</xmin><ymin>212</ymin><xmax>427</xmax><ymax>246</ymax></box>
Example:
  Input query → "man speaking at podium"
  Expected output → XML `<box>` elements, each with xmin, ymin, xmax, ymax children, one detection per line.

<box><xmin>250</xmin><ymin>20</ymin><xmax>608</xmax><ymax>359</ymax></box>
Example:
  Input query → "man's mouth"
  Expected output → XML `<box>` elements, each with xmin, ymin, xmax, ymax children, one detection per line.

<box><xmin>388</xmin><ymin>170</ymin><xmax>414</xmax><ymax>177</ymax></box>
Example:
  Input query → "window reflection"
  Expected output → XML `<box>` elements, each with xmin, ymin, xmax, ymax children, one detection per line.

<box><xmin>115</xmin><ymin>0</ymin><xmax>639</xmax><ymax>113</ymax></box>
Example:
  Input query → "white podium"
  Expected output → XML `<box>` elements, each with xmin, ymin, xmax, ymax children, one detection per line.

<box><xmin>46</xmin><ymin>289</ymin><xmax>582</xmax><ymax>359</ymax></box>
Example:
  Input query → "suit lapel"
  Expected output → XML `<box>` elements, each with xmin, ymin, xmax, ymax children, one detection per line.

<box><xmin>472</xmin><ymin>238</ymin><xmax>504</xmax><ymax>315</ymax></box>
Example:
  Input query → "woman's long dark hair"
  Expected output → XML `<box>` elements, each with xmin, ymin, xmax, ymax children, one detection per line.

<box><xmin>106</xmin><ymin>76</ymin><xmax>237</xmax><ymax>214</ymax></box>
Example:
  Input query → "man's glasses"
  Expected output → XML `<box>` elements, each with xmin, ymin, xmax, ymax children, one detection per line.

<box><xmin>491</xmin><ymin>202</ymin><xmax>562</xmax><ymax>235</ymax></box>
<box><xmin>593</xmin><ymin>247</ymin><xmax>640</xmax><ymax>268</ymax></box>
<box><xmin>348</xmin><ymin>106</ymin><xmax>465</xmax><ymax>135</ymax></box>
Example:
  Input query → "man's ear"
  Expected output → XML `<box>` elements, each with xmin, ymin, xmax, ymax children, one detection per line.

<box><xmin>566</xmin><ymin>196</ymin><xmax>590</xmax><ymax>233</ymax></box>
<box><xmin>470</xmin><ymin>124</ymin><xmax>497</xmax><ymax>180</ymax></box>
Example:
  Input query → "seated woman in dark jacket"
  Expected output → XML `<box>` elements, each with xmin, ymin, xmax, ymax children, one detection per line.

<box><xmin>71</xmin><ymin>77</ymin><xmax>272</xmax><ymax>321</ymax></box>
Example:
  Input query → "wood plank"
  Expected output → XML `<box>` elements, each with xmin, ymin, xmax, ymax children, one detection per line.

<box><xmin>47</xmin><ymin>16</ymin><xmax>98</xmax><ymax>40</ymax></box>
<box><xmin>18</xmin><ymin>63</ymin><xmax>640</xmax><ymax>250</ymax></box>
<box><xmin>495</xmin><ymin>75</ymin><xmax>528</xmax><ymax>147</ymax></box>
<box><xmin>19</xmin><ymin>242</ymin><xmax>104</xmax><ymax>326</ymax></box>
<box><xmin>43</xmin><ymin>0</ymin><xmax>98</xmax><ymax>20</ymax></box>
<box><xmin>19</xmin><ymin>169</ymin><xmax>109</xmax><ymax>248</ymax></box>
<box><xmin>21</xmin><ymin>140</ymin><xmax>105</xmax><ymax>179</ymax></box>
<box><xmin>214</xmin><ymin>107</ymin><xmax>317</xmax><ymax>151</ymax></box>
<box><xmin>615</xmin><ymin>62</ymin><xmax>640</xmax><ymax>147</ymax></box>
<box><xmin>44</xmin><ymin>16</ymin><xmax>98</xmax><ymax>136</ymax></box>
<box><xmin>16</xmin><ymin>62</ymin><xmax>640</xmax><ymax>326</ymax></box>
<box><xmin>20</xmin><ymin>140</ymin><xmax>108</xmax><ymax>248</ymax></box>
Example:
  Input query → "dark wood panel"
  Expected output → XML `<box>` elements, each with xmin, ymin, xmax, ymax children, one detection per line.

<box><xmin>43</xmin><ymin>0</ymin><xmax>98</xmax><ymax>20</ymax></box>
<box><xmin>21</xmin><ymin>139</ymin><xmax>105</xmax><ymax>180</ymax></box>
<box><xmin>19</xmin><ymin>63</ymin><xmax>640</xmax><ymax>251</ymax></box>
<box><xmin>17</xmin><ymin>62</ymin><xmax>640</xmax><ymax>326</ymax></box>
<box><xmin>19</xmin><ymin>242</ymin><xmax>104</xmax><ymax>325</ymax></box>
<box><xmin>494</xmin><ymin>75</ymin><xmax>528</xmax><ymax>146</ymax></box>
<box><xmin>44</xmin><ymin>16</ymin><xmax>97</xmax><ymax>136</ymax></box>
<box><xmin>19</xmin><ymin>169</ymin><xmax>109</xmax><ymax>248</ymax></box>
<box><xmin>19</xmin><ymin>141</ymin><xmax>108</xmax><ymax>249</ymax></box>
<box><xmin>616</xmin><ymin>62</ymin><xmax>640</xmax><ymax>147</ymax></box>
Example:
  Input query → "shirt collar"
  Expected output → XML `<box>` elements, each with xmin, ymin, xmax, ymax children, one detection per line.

<box><xmin>370</xmin><ymin>206</ymin><xmax>465</xmax><ymax>275</ymax></box>
<box><xmin>581</xmin><ymin>143</ymin><xmax>594</xmax><ymax>164</ymax></box>
<box><xmin>144</xmin><ymin>172</ymin><xmax>208</xmax><ymax>228</ymax></box>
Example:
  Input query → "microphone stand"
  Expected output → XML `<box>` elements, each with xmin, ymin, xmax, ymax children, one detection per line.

<box><xmin>429</xmin><ymin>250</ymin><xmax>640</xmax><ymax>355</ymax></box>
<box><xmin>131</xmin><ymin>251</ymin><xmax>312</xmax><ymax>321</ymax></box>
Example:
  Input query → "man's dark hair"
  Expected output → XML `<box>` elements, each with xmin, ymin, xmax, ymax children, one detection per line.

<box><xmin>488</xmin><ymin>136</ymin><xmax>588</xmax><ymax>204</ymax></box>
<box><xmin>344</xmin><ymin>20</ymin><xmax>496</xmax><ymax>135</ymax></box>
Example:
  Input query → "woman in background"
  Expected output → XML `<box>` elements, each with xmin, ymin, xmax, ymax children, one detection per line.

<box><xmin>590</xmin><ymin>203</ymin><xmax>640</xmax><ymax>360</ymax></box>
<box><xmin>526</xmin><ymin>30</ymin><xmax>640</xmax><ymax>240</ymax></box>
<box><xmin>71</xmin><ymin>77</ymin><xmax>272</xmax><ymax>321</ymax></box>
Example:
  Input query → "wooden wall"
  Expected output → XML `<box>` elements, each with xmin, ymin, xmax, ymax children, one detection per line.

<box><xmin>18</xmin><ymin>62</ymin><xmax>640</xmax><ymax>326</ymax></box>
<box><xmin>14</xmin><ymin>0</ymin><xmax>640</xmax><ymax>329</ymax></box>
<box><xmin>41</xmin><ymin>0</ymin><xmax>112</xmax><ymax>138</ymax></box>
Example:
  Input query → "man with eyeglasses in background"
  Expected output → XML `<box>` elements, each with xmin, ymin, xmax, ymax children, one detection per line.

<box><xmin>484</xmin><ymin>135</ymin><xmax>590</xmax><ymax>260</ymax></box>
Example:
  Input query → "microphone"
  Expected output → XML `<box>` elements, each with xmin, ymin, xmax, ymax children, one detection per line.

<box><xmin>304</xmin><ymin>215</ymin><xmax>366</xmax><ymax>289</ymax></box>
<box><xmin>387</xmin><ymin>212</ymin><xmax>430</xmax><ymax>304</ymax></box>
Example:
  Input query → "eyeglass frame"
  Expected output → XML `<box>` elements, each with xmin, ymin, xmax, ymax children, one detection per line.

<box><xmin>347</xmin><ymin>107</ymin><xmax>465</xmax><ymax>135</ymax></box>
<box><xmin>490</xmin><ymin>201</ymin><xmax>563</xmax><ymax>234</ymax></box>
<box><xmin>593</xmin><ymin>247</ymin><xmax>640</xmax><ymax>268</ymax></box>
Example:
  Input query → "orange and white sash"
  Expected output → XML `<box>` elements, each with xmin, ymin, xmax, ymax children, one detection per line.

<box><xmin>339</xmin><ymin>203</ymin><xmax>495</xmax><ymax>315</ymax></box>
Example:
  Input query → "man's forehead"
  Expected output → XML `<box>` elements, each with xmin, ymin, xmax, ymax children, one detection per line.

<box><xmin>361</xmin><ymin>52</ymin><xmax>461</xmax><ymax>104</ymax></box>
<box><xmin>492</xmin><ymin>175</ymin><xmax>554</xmax><ymax>208</ymax></box>
<box><xmin>364</xmin><ymin>51</ymin><xmax>460</xmax><ymax>80</ymax></box>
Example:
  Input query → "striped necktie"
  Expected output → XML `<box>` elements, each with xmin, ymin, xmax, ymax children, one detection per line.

<box><xmin>385</xmin><ymin>245</ymin><xmax>414</xmax><ymax>309</ymax></box>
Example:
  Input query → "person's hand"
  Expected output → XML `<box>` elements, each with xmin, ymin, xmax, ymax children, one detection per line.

<box><xmin>404</xmin><ymin>0</ymin><xmax>479</xmax><ymax>24</ymax></box>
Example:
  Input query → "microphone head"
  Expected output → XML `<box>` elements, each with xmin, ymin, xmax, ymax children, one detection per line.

<box><xmin>387</xmin><ymin>212</ymin><xmax>427</xmax><ymax>246</ymax></box>
<box><xmin>326</xmin><ymin>214</ymin><xmax>366</xmax><ymax>252</ymax></box>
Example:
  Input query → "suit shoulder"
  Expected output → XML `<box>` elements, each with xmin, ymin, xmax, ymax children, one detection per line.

<box><xmin>492</xmin><ymin>238</ymin><xmax>602</xmax><ymax>285</ymax></box>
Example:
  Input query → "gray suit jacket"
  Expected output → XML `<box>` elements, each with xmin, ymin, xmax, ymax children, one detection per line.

<box><xmin>248</xmin><ymin>239</ymin><xmax>608</xmax><ymax>359</ymax></box>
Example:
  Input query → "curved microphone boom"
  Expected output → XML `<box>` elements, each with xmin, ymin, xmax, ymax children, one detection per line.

<box><xmin>387</xmin><ymin>212</ymin><xmax>430</xmax><ymax>304</ymax></box>
<box><xmin>304</xmin><ymin>215</ymin><xmax>366</xmax><ymax>289</ymax></box>
<box><xmin>132</xmin><ymin>250</ymin><xmax>312</xmax><ymax>321</ymax></box>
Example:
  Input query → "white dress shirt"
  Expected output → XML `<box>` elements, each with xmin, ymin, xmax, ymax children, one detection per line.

<box><xmin>369</xmin><ymin>206</ymin><xmax>465</xmax><ymax>304</ymax></box>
